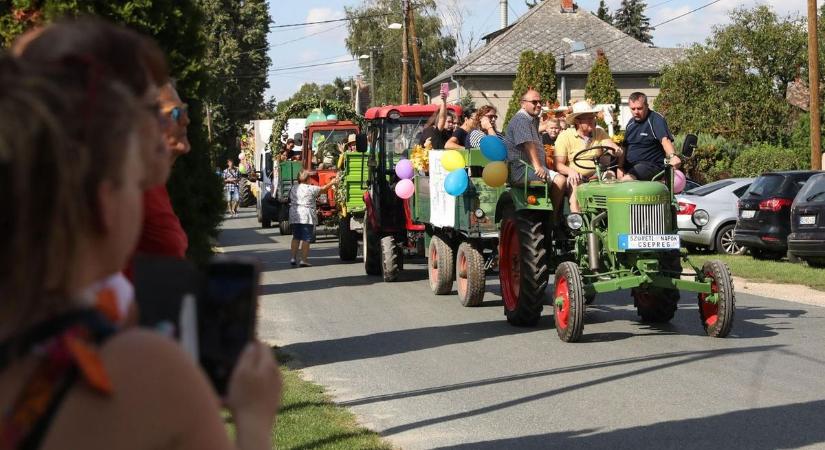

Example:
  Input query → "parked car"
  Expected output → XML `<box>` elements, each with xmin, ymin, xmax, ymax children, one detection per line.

<box><xmin>677</xmin><ymin>178</ymin><xmax>754</xmax><ymax>254</ymax></box>
<box><xmin>684</xmin><ymin>177</ymin><xmax>701</xmax><ymax>193</ymax></box>
<box><xmin>788</xmin><ymin>173</ymin><xmax>825</xmax><ymax>268</ymax></box>
<box><xmin>734</xmin><ymin>170</ymin><xmax>822</xmax><ymax>259</ymax></box>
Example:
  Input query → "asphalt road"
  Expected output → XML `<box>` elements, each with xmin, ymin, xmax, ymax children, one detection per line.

<box><xmin>221</xmin><ymin>209</ymin><xmax>825</xmax><ymax>450</ymax></box>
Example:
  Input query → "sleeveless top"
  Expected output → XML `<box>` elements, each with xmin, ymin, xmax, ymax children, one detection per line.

<box><xmin>0</xmin><ymin>309</ymin><xmax>116</xmax><ymax>450</ymax></box>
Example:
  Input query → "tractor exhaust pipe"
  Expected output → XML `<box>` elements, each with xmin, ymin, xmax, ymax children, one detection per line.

<box><xmin>588</xmin><ymin>211</ymin><xmax>607</xmax><ymax>271</ymax></box>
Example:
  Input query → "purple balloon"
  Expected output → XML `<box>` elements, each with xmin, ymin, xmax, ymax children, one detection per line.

<box><xmin>395</xmin><ymin>159</ymin><xmax>415</xmax><ymax>180</ymax></box>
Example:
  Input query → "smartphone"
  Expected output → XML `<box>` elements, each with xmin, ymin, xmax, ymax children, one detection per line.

<box><xmin>198</xmin><ymin>259</ymin><xmax>260</xmax><ymax>396</ymax></box>
<box><xmin>440</xmin><ymin>82</ymin><xmax>449</xmax><ymax>98</ymax></box>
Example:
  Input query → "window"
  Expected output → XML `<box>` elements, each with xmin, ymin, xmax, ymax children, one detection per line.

<box><xmin>797</xmin><ymin>174</ymin><xmax>825</xmax><ymax>202</ymax></box>
<box><xmin>685</xmin><ymin>180</ymin><xmax>734</xmax><ymax>196</ymax></box>
<box><xmin>732</xmin><ymin>184</ymin><xmax>751</xmax><ymax>198</ymax></box>
<box><xmin>745</xmin><ymin>175</ymin><xmax>784</xmax><ymax>197</ymax></box>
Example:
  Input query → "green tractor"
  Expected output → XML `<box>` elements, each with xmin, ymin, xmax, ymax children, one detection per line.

<box><xmin>497</xmin><ymin>134</ymin><xmax>735</xmax><ymax>341</ymax></box>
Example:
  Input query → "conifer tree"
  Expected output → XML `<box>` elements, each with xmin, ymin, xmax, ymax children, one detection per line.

<box><xmin>595</xmin><ymin>0</ymin><xmax>613</xmax><ymax>24</ymax></box>
<box><xmin>585</xmin><ymin>49</ymin><xmax>620</xmax><ymax>111</ymax></box>
<box><xmin>504</xmin><ymin>51</ymin><xmax>557</xmax><ymax>126</ymax></box>
<box><xmin>614</xmin><ymin>0</ymin><xmax>654</xmax><ymax>44</ymax></box>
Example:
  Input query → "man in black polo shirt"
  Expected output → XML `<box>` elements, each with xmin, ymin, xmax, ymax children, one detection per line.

<box><xmin>621</xmin><ymin>92</ymin><xmax>681</xmax><ymax>181</ymax></box>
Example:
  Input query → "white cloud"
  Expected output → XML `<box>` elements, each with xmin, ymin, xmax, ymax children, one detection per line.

<box><xmin>305</xmin><ymin>7</ymin><xmax>348</xmax><ymax>41</ymax></box>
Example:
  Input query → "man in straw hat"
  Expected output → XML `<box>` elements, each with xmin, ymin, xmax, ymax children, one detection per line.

<box><xmin>554</xmin><ymin>100</ymin><xmax>622</xmax><ymax>212</ymax></box>
<box><xmin>622</xmin><ymin>92</ymin><xmax>679</xmax><ymax>181</ymax></box>
<box><xmin>504</xmin><ymin>88</ymin><xmax>566</xmax><ymax>213</ymax></box>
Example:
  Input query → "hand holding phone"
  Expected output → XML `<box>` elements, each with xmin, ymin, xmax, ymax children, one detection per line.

<box><xmin>440</xmin><ymin>82</ymin><xmax>449</xmax><ymax>99</ymax></box>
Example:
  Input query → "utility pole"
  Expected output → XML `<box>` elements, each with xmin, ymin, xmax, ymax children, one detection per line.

<box><xmin>370</xmin><ymin>49</ymin><xmax>375</xmax><ymax>108</ymax></box>
<box><xmin>206</xmin><ymin>102</ymin><xmax>213</xmax><ymax>143</ymax></box>
<box><xmin>400</xmin><ymin>0</ymin><xmax>410</xmax><ymax>104</ymax></box>
<box><xmin>408</xmin><ymin>4</ymin><xmax>425</xmax><ymax>104</ymax></box>
<box><xmin>808</xmin><ymin>0</ymin><xmax>822</xmax><ymax>170</ymax></box>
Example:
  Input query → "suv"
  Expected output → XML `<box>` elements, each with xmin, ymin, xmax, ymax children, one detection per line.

<box><xmin>788</xmin><ymin>173</ymin><xmax>825</xmax><ymax>267</ymax></box>
<box><xmin>734</xmin><ymin>170</ymin><xmax>821</xmax><ymax>259</ymax></box>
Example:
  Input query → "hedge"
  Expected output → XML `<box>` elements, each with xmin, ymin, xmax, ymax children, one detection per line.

<box><xmin>730</xmin><ymin>144</ymin><xmax>809</xmax><ymax>177</ymax></box>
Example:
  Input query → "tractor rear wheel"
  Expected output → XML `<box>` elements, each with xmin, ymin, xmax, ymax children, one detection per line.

<box><xmin>363</xmin><ymin>215</ymin><xmax>381</xmax><ymax>276</ymax></box>
<box><xmin>338</xmin><ymin>216</ymin><xmax>358</xmax><ymax>261</ymax></box>
<box><xmin>633</xmin><ymin>251</ymin><xmax>680</xmax><ymax>323</ymax></box>
<box><xmin>240</xmin><ymin>181</ymin><xmax>255</xmax><ymax>207</ymax></box>
<box><xmin>553</xmin><ymin>262</ymin><xmax>585</xmax><ymax>342</ymax></box>
<box><xmin>499</xmin><ymin>210</ymin><xmax>548</xmax><ymax>326</ymax></box>
<box><xmin>698</xmin><ymin>260</ymin><xmax>735</xmax><ymax>337</ymax></box>
<box><xmin>456</xmin><ymin>242</ymin><xmax>485</xmax><ymax>306</ymax></box>
<box><xmin>381</xmin><ymin>236</ymin><xmax>402</xmax><ymax>282</ymax></box>
<box><xmin>279</xmin><ymin>220</ymin><xmax>291</xmax><ymax>236</ymax></box>
<box><xmin>428</xmin><ymin>235</ymin><xmax>454</xmax><ymax>295</ymax></box>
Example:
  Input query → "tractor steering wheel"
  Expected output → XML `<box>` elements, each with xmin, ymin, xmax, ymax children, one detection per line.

<box><xmin>572</xmin><ymin>145</ymin><xmax>619</xmax><ymax>171</ymax></box>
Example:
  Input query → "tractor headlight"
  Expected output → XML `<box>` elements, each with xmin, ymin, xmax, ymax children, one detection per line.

<box><xmin>566</xmin><ymin>213</ymin><xmax>583</xmax><ymax>230</ymax></box>
<box><xmin>474</xmin><ymin>208</ymin><xmax>485</xmax><ymax>218</ymax></box>
<box><xmin>692</xmin><ymin>209</ymin><xmax>710</xmax><ymax>227</ymax></box>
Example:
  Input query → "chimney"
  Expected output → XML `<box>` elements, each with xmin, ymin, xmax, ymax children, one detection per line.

<box><xmin>561</xmin><ymin>0</ymin><xmax>576</xmax><ymax>13</ymax></box>
<box><xmin>500</xmin><ymin>0</ymin><xmax>508</xmax><ymax>29</ymax></box>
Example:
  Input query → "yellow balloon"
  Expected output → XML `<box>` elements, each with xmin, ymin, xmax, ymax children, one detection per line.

<box><xmin>482</xmin><ymin>161</ymin><xmax>508</xmax><ymax>187</ymax></box>
<box><xmin>441</xmin><ymin>150</ymin><xmax>465</xmax><ymax>172</ymax></box>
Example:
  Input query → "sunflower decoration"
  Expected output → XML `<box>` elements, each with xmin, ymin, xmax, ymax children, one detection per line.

<box><xmin>410</xmin><ymin>144</ymin><xmax>430</xmax><ymax>173</ymax></box>
<box><xmin>611</xmin><ymin>131</ymin><xmax>625</xmax><ymax>145</ymax></box>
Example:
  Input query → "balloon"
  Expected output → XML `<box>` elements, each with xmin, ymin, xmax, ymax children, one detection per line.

<box><xmin>395</xmin><ymin>179</ymin><xmax>415</xmax><ymax>199</ymax></box>
<box><xmin>238</xmin><ymin>152</ymin><xmax>246</xmax><ymax>160</ymax></box>
<box><xmin>479</xmin><ymin>135</ymin><xmax>507</xmax><ymax>161</ymax></box>
<box><xmin>441</xmin><ymin>150</ymin><xmax>465</xmax><ymax>171</ymax></box>
<box><xmin>444</xmin><ymin>169</ymin><xmax>469</xmax><ymax>196</ymax></box>
<box><xmin>482</xmin><ymin>161</ymin><xmax>508</xmax><ymax>187</ymax></box>
<box><xmin>673</xmin><ymin>169</ymin><xmax>686</xmax><ymax>194</ymax></box>
<box><xmin>395</xmin><ymin>159</ymin><xmax>415</xmax><ymax>180</ymax></box>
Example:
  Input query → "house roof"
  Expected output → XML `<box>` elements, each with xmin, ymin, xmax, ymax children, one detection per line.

<box><xmin>424</xmin><ymin>0</ymin><xmax>686</xmax><ymax>88</ymax></box>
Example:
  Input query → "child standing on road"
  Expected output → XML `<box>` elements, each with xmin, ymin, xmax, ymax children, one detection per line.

<box><xmin>289</xmin><ymin>170</ymin><xmax>340</xmax><ymax>266</ymax></box>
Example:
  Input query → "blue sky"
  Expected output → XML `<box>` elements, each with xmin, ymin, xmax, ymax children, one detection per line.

<box><xmin>264</xmin><ymin>0</ymin><xmax>819</xmax><ymax>103</ymax></box>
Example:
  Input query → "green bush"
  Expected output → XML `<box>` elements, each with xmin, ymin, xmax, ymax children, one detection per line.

<box><xmin>730</xmin><ymin>144</ymin><xmax>809</xmax><ymax>177</ymax></box>
<box><xmin>676</xmin><ymin>133</ymin><xmax>741</xmax><ymax>184</ymax></box>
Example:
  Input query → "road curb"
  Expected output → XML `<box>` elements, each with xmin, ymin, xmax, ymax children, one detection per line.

<box><xmin>732</xmin><ymin>276</ymin><xmax>825</xmax><ymax>308</ymax></box>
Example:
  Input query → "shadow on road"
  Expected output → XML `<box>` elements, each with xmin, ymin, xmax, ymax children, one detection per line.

<box><xmin>433</xmin><ymin>398</ymin><xmax>825</xmax><ymax>449</ymax></box>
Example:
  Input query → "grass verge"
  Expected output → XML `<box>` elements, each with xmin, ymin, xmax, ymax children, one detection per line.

<box><xmin>683</xmin><ymin>253</ymin><xmax>825</xmax><ymax>292</ymax></box>
<box><xmin>225</xmin><ymin>350</ymin><xmax>392</xmax><ymax>450</ymax></box>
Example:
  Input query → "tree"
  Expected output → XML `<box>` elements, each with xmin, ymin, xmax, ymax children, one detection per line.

<box><xmin>277</xmin><ymin>78</ymin><xmax>351</xmax><ymax>110</ymax></box>
<box><xmin>0</xmin><ymin>1</ymin><xmax>225</xmax><ymax>264</ymax></box>
<box><xmin>613</xmin><ymin>0</ymin><xmax>654</xmax><ymax>44</ymax></box>
<box><xmin>525</xmin><ymin>0</ymin><xmax>546</xmax><ymax>7</ymax></box>
<box><xmin>585</xmin><ymin>49</ymin><xmax>620</xmax><ymax>114</ymax></box>
<box><xmin>198</xmin><ymin>0</ymin><xmax>271</xmax><ymax>166</ymax></box>
<box><xmin>654</xmin><ymin>5</ymin><xmax>806</xmax><ymax>145</ymax></box>
<box><xmin>504</xmin><ymin>51</ymin><xmax>557</xmax><ymax>126</ymax></box>
<box><xmin>345</xmin><ymin>0</ymin><xmax>457</xmax><ymax>106</ymax></box>
<box><xmin>595</xmin><ymin>0</ymin><xmax>613</xmax><ymax>25</ymax></box>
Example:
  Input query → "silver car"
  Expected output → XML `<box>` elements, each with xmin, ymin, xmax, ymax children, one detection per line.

<box><xmin>677</xmin><ymin>178</ymin><xmax>754</xmax><ymax>254</ymax></box>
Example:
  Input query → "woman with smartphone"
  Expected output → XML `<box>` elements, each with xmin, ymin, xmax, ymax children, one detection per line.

<box><xmin>0</xmin><ymin>23</ymin><xmax>280</xmax><ymax>450</ymax></box>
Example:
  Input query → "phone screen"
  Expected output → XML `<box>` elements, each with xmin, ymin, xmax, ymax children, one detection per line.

<box><xmin>198</xmin><ymin>261</ymin><xmax>259</xmax><ymax>395</ymax></box>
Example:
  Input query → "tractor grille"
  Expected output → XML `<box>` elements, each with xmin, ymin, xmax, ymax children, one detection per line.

<box><xmin>630</xmin><ymin>204</ymin><xmax>669</xmax><ymax>234</ymax></box>
<box><xmin>591</xmin><ymin>195</ymin><xmax>608</xmax><ymax>209</ymax></box>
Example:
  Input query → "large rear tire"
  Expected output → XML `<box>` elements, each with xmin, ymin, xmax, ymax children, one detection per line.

<box><xmin>553</xmin><ymin>262</ymin><xmax>585</xmax><ymax>342</ymax></box>
<box><xmin>338</xmin><ymin>216</ymin><xmax>358</xmax><ymax>261</ymax></box>
<box><xmin>456</xmin><ymin>242</ymin><xmax>485</xmax><ymax>306</ymax></box>
<box><xmin>633</xmin><ymin>251</ymin><xmax>680</xmax><ymax>323</ymax></box>
<box><xmin>381</xmin><ymin>236</ymin><xmax>402</xmax><ymax>282</ymax></box>
<box><xmin>428</xmin><ymin>235</ymin><xmax>454</xmax><ymax>295</ymax></box>
<box><xmin>698</xmin><ymin>260</ymin><xmax>735</xmax><ymax>337</ymax></box>
<box><xmin>498</xmin><ymin>210</ymin><xmax>548</xmax><ymax>326</ymax></box>
<box><xmin>279</xmin><ymin>220</ymin><xmax>291</xmax><ymax>236</ymax></box>
<box><xmin>240</xmin><ymin>181</ymin><xmax>255</xmax><ymax>207</ymax></box>
<box><xmin>363</xmin><ymin>215</ymin><xmax>381</xmax><ymax>276</ymax></box>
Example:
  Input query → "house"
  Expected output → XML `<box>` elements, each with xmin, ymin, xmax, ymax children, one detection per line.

<box><xmin>423</xmin><ymin>0</ymin><xmax>686</xmax><ymax>127</ymax></box>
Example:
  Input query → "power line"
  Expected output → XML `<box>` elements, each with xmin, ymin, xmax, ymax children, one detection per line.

<box><xmin>270</xmin><ymin>11</ymin><xmax>394</xmax><ymax>29</ymax></box>
<box><xmin>215</xmin><ymin>58</ymin><xmax>359</xmax><ymax>79</ymax></box>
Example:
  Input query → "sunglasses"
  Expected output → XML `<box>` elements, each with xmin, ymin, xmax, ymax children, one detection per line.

<box><xmin>522</xmin><ymin>99</ymin><xmax>543</xmax><ymax>105</ymax></box>
<box><xmin>485</xmin><ymin>114</ymin><xmax>498</xmax><ymax>120</ymax></box>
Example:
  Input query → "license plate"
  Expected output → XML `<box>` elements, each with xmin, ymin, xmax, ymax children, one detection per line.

<box><xmin>619</xmin><ymin>234</ymin><xmax>681</xmax><ymax>250</ymax></box>
<box><xmin>800</xmin><ymin>215</ymin><xmax>816</xmax><ymax>225</ymax></box>
<box><xmin>741</xmin><ymin>210</ymin><xmax>756</xmax><ymax>219</ymax></box>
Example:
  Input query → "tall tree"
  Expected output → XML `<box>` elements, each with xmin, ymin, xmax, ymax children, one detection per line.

<box><xmin>614</xmin><ymin>0</ymin><xmax>654</xmax><ymax>44</ymax></box>
<box><xmin>277</xmin><ymin>78</ymin><xmax>351</xmax><ymax>110</ymax></box>
<box><xmin>198</xmin><ymin>0</ymin><xmax>271</xmax><ymax>166</ymax></box>
<box><xmin>345</xmin><ymin>0</ymin><xmax>457</xmax><ymax>106</ymax></box>
<box><xmin>0</xmin><ymin>1</ymin><xmax>224</xmax><ymax>264</ymax></box>
<box><xmin>504</xmin><ymin>50</ymin><xmax>557</xmax><ymax>126</ymax></box>
<box><xmin>525</xmin><ymin>0</ymin><xmax>545</xmax><ymax>8</ymax></box>
<box><xmin>585</xmin><ymin>49</ymin><xmax>620</xmax><ymax>113</ymax></box>
<box><xmin>654</xmin><ymin>5</ymin><xmax>806</xmax><ymax>145</ymax></box>
<box><xmin>595</xmin><ymin>0</ymin><xmax>613</xmax><ymax>24</ymax></box>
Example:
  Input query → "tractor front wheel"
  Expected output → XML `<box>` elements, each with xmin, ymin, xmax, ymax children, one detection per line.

<box><xmin>338</xmin><ymin>216</ymin><xmax>358</xmax><ymax>261</ymax></box>
<box><xmin>456</xmin><ymin>242</ymin><xmax>485</xmax><ymax>306</ymax></box>
<box><xmin>381</xmin><ymin>236</ymin><xmax>402</xmax><ymax>282</ymax></box>
<box><xmin>553</xmin><ymin>262</ymin><xmax>585</xmax><ymax>342</ymax></box>
<box><xmin>633</xmin><ymin>251</ymin><xmax>680</xmax><ymax>323</ymax></box>
<box><xmin>363</xmin><ymin>216</ymin><xmax>381</xmax><ymax>276</ymax></box>
<box><xmin>698</xmin><ymin>260</ymin><xmax>735</xmax><ymax>337</ymax></box>
<box><xmin>499</xmin><ymin>210</ymin><xmax>548</xmax><ymax>326</ymax></box>
<box><xmin>428</xmin><ymin>235</ymin><xmax>454</xmax><ymax>295</ymax></box>
<box><xmin>279</xmin><ymin>220</ymin><xmax>291</xmax><ymax>236</ymax></box>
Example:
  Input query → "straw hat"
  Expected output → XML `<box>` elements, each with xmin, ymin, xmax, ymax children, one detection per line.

<box><xmin>347</xmin><ymin>133</ymin><xmax>357</xmax><ymax>144</ymax></box>
<box><xmin>566</xmin><ymin>100</ymin><xmax>601</xmax><ymax>125</ymax></box>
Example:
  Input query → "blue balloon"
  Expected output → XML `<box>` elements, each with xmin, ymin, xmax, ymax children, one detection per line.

<box><xmin>479</xmin><ymin>135</ymin><xmax>507</xmax><ymax>161</ymax></box>
<box><xmin>444</xmin><ymin>169</ymin><xmax>469</xmax><ymax>196</ymax></box>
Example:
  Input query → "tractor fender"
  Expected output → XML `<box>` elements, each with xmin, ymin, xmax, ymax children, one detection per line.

<box><xmin>363</xmin><ymin>191</ymin><xmax>378</xmax><ymax>230</ymax></box>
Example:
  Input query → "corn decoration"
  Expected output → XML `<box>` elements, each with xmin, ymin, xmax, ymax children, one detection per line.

<box><xmin>410</xmin><ymin>143</ymin><xmax>431</xmax><ymax>174</ymax></box>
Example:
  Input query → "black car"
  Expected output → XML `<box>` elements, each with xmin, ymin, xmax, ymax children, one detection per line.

<box><xmin>734</xmin><ymin>170</ymin><xmax>822</xmax><ymax>259</ymax></box>
<box><xmin>788</xmin><ymin>173</ymin><xmax>825</xmax><ymax>268</ymax></box>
